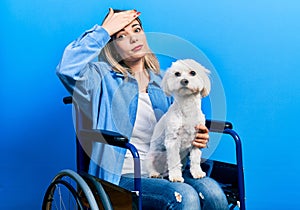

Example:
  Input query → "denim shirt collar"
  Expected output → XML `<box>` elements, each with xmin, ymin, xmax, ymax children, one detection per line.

<box><xmin>109</xmin><ymin>69</ymin><xmax>162</xmax><ymax>88</ymax></box>
<box><xmin>110</xmin><ymin>70</ymin><xmax>124</xmax><ymax>79</ymax></box>
<box><xmin>148</xmin><ymin>71</ymin><xmax>162</xmax><ymax>87</ymax></box>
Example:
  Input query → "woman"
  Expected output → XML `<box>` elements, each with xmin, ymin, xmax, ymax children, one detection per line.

<box><xmin>57</xmin><ymin>8</ymin><xmax>228</xmax><ymax>209</ymax></box>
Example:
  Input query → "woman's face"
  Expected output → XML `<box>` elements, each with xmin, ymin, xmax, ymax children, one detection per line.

<box><xmin>113</xmin><ymin>20</ymin><xmax>149</xmax><ymax>63</ymax></box>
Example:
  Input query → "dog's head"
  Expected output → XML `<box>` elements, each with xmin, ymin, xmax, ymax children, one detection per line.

<box><xmin>161</xmin><ymin>59</ymin><xmax>211</xmax><ymax>97</ymax></box>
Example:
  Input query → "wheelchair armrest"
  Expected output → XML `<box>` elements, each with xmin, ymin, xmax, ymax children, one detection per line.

<box><xmin>205</xmin><ymin>119</ymin><xmax>233</xmax><ymax>133</ymax></box>
<box><xmin>63</xmin><ymin>96</ymin><xmax>72</xmax><ymax>104</ymax></box>
<box><xmin>78</xmin><ymin>129</ymin><xmax>129</xmax><ymax>148</ymax></box>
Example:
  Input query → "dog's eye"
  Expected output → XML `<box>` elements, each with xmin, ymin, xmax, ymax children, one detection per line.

<box><xmin>174</xmin><ymin>72</ymin><xmax>181</xmax><ymax>77</ymax></box>
<box><xmin>190</xmin><ymin>71</ymin><xmax>196</xmax><ymax>76</ymax></box>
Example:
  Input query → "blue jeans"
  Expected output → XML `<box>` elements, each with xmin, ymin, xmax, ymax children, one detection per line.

<box><xmin>119</xmin><ymin>169</ymin><xmax>229</xmax><ymax>210</ymax></box>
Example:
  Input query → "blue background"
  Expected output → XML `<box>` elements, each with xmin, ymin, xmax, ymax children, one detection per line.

<box><xmin>1</xmin><ymin>0</ymin><xmax>300</xmax><ymax>209</ymax></box>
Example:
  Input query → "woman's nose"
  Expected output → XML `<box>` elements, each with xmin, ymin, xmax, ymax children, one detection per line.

<box><xmin>130</xmin><ymin>34</ymin><xmax>138</xmax><ymax>43</ymax></box>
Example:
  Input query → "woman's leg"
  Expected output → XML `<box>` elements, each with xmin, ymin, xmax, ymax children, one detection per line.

<box><xmin>183</xmin><ymin>170</ymin><xmax>229</xmax><ymax>210</ymax></box>
<box><xmin>119</xmin><ymin>175</ymin><xmax>201</xmax><ymax>210</ymax></box>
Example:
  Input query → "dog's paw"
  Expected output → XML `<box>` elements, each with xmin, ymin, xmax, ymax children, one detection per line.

<box><xmin>169</xmin><ymin>175</ymin><xmax>184</xmax><ymax>182</ymax></box>
<box><xmin>190</xmin><ymin>168</ymin><xmax>206</xmax><ymax>179</ymax></box>
<box><xmin>168</xmin><ymin>171</ymin><xmax>184</xmax><ymax>182</ymax></box>
<box><xmin>149</xmin><ymin>171</ymin><xmax>161</xmax><ymax>179</ymax></box>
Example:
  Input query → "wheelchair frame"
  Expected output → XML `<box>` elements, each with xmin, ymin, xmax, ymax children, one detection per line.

<box><xmin>42</xmin><ymin>96</ymin><xmax>246</xmax><ymax>210</ymax></box>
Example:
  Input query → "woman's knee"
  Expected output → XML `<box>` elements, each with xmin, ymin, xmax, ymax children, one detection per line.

<box><xmin>195</xmin><ymin>177</ymin><xmax>229</xmax><ymax>210</ymax></box>
<box><xmin>167</xmin><ymin>182</ymin><xmax>201</xmax><ymax>210</ymax></box>
<box><xmin>133</xmin><ymin>181</ymin><xmax>200</xmax><ymax>210</ymax></box>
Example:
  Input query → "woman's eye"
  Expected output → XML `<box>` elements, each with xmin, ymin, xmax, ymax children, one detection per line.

<box><xmin>175</xmin><ymin>72</ymin><xmax>181</xmax><ymax>77</ymax></box>
<box><xmin>116</xmin><ymin>34</ymin><xmax>126</xmax><ymax>40</ymax></box>
<box><xmin>134</xmin><ymin>27</ymin><xmax>141</xmax><ymax>33</ymax></box>
<box><xmin>190</xmin><ymin>71</ymin><xmax>196</xmax><ymax>76</ymax></box>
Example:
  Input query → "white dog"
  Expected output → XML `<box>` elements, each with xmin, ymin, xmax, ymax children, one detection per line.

<box><xmin>147</xmin><ymin>59</ymin><xmax>211</xmax><ymax>182</ymax></box>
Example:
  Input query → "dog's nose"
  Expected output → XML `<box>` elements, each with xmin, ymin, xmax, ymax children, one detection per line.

<box><xmin>180</xmin><ymin>79</ymin><xmax>189</xmax><ymax>86</ymax></box>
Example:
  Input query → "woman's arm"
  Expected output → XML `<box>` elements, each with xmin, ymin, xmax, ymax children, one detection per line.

<box><xmin>56</xmin><ymin>24</ymin><xmax>113</xmax><ymax>124</ymax></box>
<box><xmin>56</xmin><ymin>25</ymin><xmax>111</xmax><ymax>90</ymax></box>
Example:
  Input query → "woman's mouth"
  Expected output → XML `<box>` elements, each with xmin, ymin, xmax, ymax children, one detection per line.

<box><xmin>132</xmin><ymin>45</ymin><xmax>143</xmax><ymax>52</ymax></box>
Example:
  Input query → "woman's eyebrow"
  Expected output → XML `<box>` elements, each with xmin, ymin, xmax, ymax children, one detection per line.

<box><xmin>132</xmin><ymin>23</ymin><xmax>140</xmax><ymax>28</ymax></box>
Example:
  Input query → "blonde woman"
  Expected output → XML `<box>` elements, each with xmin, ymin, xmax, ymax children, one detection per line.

<box><xmin>57</xmin><ymin>8</ymin><xmax>228</xmax><ymax>210</ymax></box>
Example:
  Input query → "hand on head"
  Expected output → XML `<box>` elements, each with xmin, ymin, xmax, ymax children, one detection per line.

<box><xmin>102</xmin><ymin>8</ymin><xmax>141</xmax><ymax>36</ymax></box>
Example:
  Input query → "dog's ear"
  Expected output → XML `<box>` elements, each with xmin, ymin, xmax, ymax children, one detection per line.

<box><xmin>200</xmin><ymin>71</ymin><xmax>211</xmax><ymax>97</ymax></box>
<box><xmin>197</xmin><ymin>64</ymin><xmax>211</xmax><ymax>97</ymax></box>
<box><xmin>161</xmin><ymin>68</ymin><xmax>172</xmax><ymax>96</ymax></box>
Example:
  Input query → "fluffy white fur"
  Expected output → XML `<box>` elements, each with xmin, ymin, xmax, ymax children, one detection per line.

<box><xmin>147</xmin><ymin>59</ymin><xmax>211</xmax><ymax>182</ymax></box>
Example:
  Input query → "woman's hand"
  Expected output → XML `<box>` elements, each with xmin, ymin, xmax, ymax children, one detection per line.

<box><xmin>102</xmin><ymin>8</ymin><xmax>140</xmax><ymax>36</ymax></box>
<box><xmin>192</xmin><ymin>124</ymin><xmax>209</xmax><ymax>149</ymax></box>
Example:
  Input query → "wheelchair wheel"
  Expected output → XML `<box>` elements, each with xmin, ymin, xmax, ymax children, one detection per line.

<box><xmin>42</xmin><ymin>179</ymin><xmax>85</xmax><ymax>209</ymax></box>
<box><xmin>42</xmin><ymin>169</ymin><xmax>99</xmax><ymax>210</ymax></box>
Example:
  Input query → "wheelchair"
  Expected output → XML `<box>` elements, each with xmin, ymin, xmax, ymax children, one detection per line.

<box><xmin>42</xmin><ymin>96</ymin><xmax>246</xmax><ymax>210</ymax></box>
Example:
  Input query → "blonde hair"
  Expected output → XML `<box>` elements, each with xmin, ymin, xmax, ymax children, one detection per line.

<box><xmin>98</xmin><ymin>9</ymin><xmax>160</xmax><ymax>77</ymax></box>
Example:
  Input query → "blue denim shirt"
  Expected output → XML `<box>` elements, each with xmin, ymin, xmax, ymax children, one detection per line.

<box><xmin>56</xmin><ymin>24</ymin><xmax>172</xmax><ymax>184</ymax></box>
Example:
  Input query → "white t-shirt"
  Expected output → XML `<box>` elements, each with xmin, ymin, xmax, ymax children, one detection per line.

<box><xmin>121</xmin><ymin>93</ymin><xmax>157</xmax><ymax>176</ymax></box>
